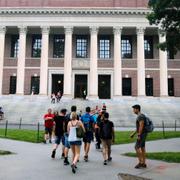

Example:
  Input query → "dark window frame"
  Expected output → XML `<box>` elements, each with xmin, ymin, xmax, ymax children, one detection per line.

<box><xmin>32</xmin><ymin>35</ymin><xmax>42</xmax><ymax>58</ymax></box>
<box><xmin>76</xmin><ymin>35</ymin><xmax>88</xmax><ymax>58</ymax></box>
<box><xmin>144</xmin><ymin>36</ymin><xmax>153</xmax><ymax>59</ymax></box>
<box><xmin>99</xmin><ymin>35</ymin><xmax>111</xmax><ymax>59</ymax></box>
<box><xmin>121</xmin><ymin>36</ymin><xmax>132</xmax><ymax>59</ymax></box>
<box><xmin>11</xmin><ymin>35</ymin><xmax>19</xmax><ymax>58</ymax></box>
<box><xmin>53</xmin><ymin>35</ymin><xmax>65</xmax><ymax>58</ymax></box>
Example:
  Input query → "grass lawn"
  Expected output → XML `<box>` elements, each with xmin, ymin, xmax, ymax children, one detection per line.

<box><xmin>0</xmin><ymin>129</ymin><xmax>44</xmax><ymax>143</ymax></box>
<box><xmin>123</xmin><ymin>152</ymin><xmax>180</xmax><ymax>163</ymax></box>
<box><xmin>115</xmin><ymin>131</ymin><xmax>180</xmax><ymax>145</ymax></box>
<box><xmin>0</xmin><ymin>150</ymin><xmax>13</xmax><ymax>155</ymax></box>
<box><xmin>0</xmin><ymin>129</ymin><xmax>180</xmax><ymax>144</ymax></box>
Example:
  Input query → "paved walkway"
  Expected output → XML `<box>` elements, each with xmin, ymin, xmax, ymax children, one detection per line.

<box><xmin>0</xmin><ymin>138</ymin><xmax>180</xmax><ymax>180</ymax></box>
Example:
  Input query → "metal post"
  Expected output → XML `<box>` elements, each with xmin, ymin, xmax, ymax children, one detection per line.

<box><xmin>162</xmin><ymin>121</ymin><xmax>165</xmax><ymax>138</ymax></box>
<box><xmin>19</xmin><ymin>118</ymin><xmax>22</xmax><ymax>129</ymax></box>
<box><xmin>37</xmin><ymin>122</ymin><xmax>40</xmax><ymax>143</ymax></box>
<box><xmin>175</xmin><ymin>120</ymin><xmax>177</xmax><ymax>132</ymax></box>
<box><xmin>5</xmin><ymin>120</ymin><xmax>8</xmax><ymax>137</ymax></box>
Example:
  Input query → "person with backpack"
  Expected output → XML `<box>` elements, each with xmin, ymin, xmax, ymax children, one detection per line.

<box><xmin>81</xmin><ymin>106</ymin><xmax>95</xmax><ymax>162</ymax></box>
<box><xmin>131</xmin><ymin>104</ymin><xmax>149</xmax><ymax>169</ymax></box>
<box><xmin>51</xmin><ymin>109</ymin><xmax>67</xmax><ymax>159</ymax></box>
<box><xmin>99</xmin><ymin>112</ymin><xmax>114</xmax><ymax>165</ymax></box>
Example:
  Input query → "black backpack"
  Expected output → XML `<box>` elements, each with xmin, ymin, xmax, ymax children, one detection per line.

<box><xmin>100</xmin><ymin>121</ymin><xmax>112</xmax><ymax>139</ymax></box>
<box><xmin>144</xmin><ymin>116</ymin><xmax>154</xmax><ymax>133</ymax></box>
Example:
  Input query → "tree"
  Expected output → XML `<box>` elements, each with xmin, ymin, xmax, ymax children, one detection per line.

<box><xmin>147</xmin><ymin>0</ymin><xmax>180</xmax><ymax>56</ymax></box>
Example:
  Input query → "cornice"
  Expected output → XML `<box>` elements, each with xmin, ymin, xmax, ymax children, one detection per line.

<box><xmin>0</xmin><ymin>8</ymin><xmax>151</xmax><ymax>16</ymax></box>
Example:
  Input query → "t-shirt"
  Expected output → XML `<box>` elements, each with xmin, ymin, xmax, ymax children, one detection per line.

<box><xmin>54</xmin><ymin>115</ymin><xmax>65</xmax><ymax>136</ymax></box>
<box><xmin>136</xmin><ymin>113</ymin><xmax>146</xmax><ymax>134</ymax></box>
<box><xmin>81</xmin><ymin>113</ymin><xmax>94</xmax><ymax>132</ymax></box>
<box><xmin>44</xmin><ymin>113</ymin><xmax>54</xmax><ymax>128</ymax></box>
<box><xmin>99</xmin><ymin>120</ymin><xmax>114</xmax><ymax>139</ymax></box>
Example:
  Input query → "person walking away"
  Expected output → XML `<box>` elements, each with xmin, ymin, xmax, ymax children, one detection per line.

<box><xmin>99</xmin><ymin>112</ymin><xmax>114</xmax><ymax>165</ymax></box>
<box><xmin>130</xmin><ymin>104</ymin><xmax>148</xmax><ymax>169</ymax></box>
<box><xmin>43</xmin><ymin>108</ymin><xmax>54</xmax><ymax>144</ymax></box>
<box><xmin>0</xmin><ymin>107</ymin><xmax>4</xmax><ymax>120</ymax></box>
<box><xmin>67</xmin><ymin>112</ymin><xmax>85</xmax><ymax>174</ymax></box>
<box><xmin>81</xmin><ymin>106</ymin><xmax>95</xmax><ymax>162</ymax></box>
<box><xmin>62</xmin><ymin>106</ymin><xmax>79</xmax><ymax>164</ymax></box>
<box><xmin>51</xmin><ymin>109</ymin><xmax>67</xmax><ymax>159</ymax></box>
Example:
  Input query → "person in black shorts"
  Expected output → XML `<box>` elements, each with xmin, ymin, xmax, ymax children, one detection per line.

<box><xmin>131</xmin><ymin>104</ymin><xmax>147</xmax><ymax>169</ymax></box>
<box><xmin>51</xmin><ymin>109</ymin><xmax>67</xmax><ymax>159</ymax></box>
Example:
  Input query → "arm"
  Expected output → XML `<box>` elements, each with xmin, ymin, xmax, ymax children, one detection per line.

<box><xmin>112</xmin><ymin>127</ymin><xmax>115</xmax><ymax>143</ymax></box>
<box><xmin>138</xmin><ymin>120</ymin><xmax>144</xmax><ymax>136</ymax></box>
<box><xmin>67</xmin><ymin>122</ymin><xmax>70</xmax><ymax>134</ymax></box>
<box><xmin>79</xmin><ymin>121</ymin><xmax>86</xmax><ymax>132</ymax></box>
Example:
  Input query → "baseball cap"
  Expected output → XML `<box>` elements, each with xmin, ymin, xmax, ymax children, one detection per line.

<box><xmin>132</xmin><ymin>104</ymin><xmax>141</xmax><ymax>110</ymax></box>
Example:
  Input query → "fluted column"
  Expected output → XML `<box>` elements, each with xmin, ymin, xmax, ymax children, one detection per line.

<box><xmin>63</xmin><ymin>26</ymin><xmax>73</xmax><ymax>99</ymax></box>
<box><xmin>16</xmin><ymin>26</ymin><xmax>27</xmax><ymax>95</ymax></box>
<box><xmin>159</xmin><ymin>31</ymin><xmax>168</xmax><ymax>96</ymax></box>
<box><xmin>0</xmin><ymin>26</ymin><xmax>6</xmax><ymax>95</ymax></box>
<box><xmin>39</xmin><ymin>26</ymin><xmax>50</xmax><ymax>95</ymax></box>
<box><xmin>113</xmin><ymin>27</ymin><xmax>122</xmax><ymax>99</ymax></box>
<box><xmin>88</xmin><ymin>26</ymin><xmax>99</xmax><ymax>100</ymax></box>
<box><xmin>137</xmin><ymin>27</ymin><xmax>146</xmax><ymax>96</ymax></box>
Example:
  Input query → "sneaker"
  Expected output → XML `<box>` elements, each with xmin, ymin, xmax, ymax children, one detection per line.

<box><xmin>108</xmin><ymin>157</ymin><xmax>112</xmax><ymax>162</ymax></box>
<box><xmin>61</xmin><ymin>153</ymin><xmax>65</xmax><ymax>159</ymax></box>
<box><xmin>84</xmin><ymin>155</ymin><xmax>88</xmax><ymax>162</ymax></box>
<box><xmin>104</xmin><ymin>160</ymin><xmax>107</xmax><ymax>165</ymax></box>
<box><xmin>135</xmin><ymin>163</ymin><xmax>144</xmax><ymax>169</ymax></box>
<box><xmin>71</xmin><ymin>164</ymin><xmax>76</xmax><ymax>174</ymax></box>
<box><xmin>141</xmin><ymin>163</ymin><xmax>147</xmax><ymax>168</ymax></box>
<box><xmin>51</xmin><ymin>150</ymin><xmax>56</xmax><ymax>159</ymax></box>
<box><xmin>64</xmin><ymin>158</ymin><xmax>70</xmax><ymax>165</ymax></box>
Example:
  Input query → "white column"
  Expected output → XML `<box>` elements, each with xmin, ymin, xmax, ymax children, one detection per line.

<box><xmin>16</xmin><ymin>26</ymin><xmax>27</xmax><ymax>95</ymax></box>
<box><xmin>88</xmin><ymin>26</ymin><xmax>99</xmax><ymax>100</ymax></box>
<box><xmin>137</xmin><ymin>27</ymin><xmax>146</xmax><ymax>96</ymax></box>
<box><xmin>39</xmin><ymin>26</ymin><xmax>50</xmax><ymax>95</ymax></box>
<box><xmin>63</xmin><ymin>26</ymin><xmax>73</xmax><ymax>99</ymax></box>
<box><xmin>0</xmin><ymin>26</ymin><xmax>6</xmax><ymax>95</ymax></box>
<box><xmin>159</xmin><ymin>31</ymin><xmax>168</xmax><ymax>96</ymax></box>
<box><xmin>113</xmin><ymin>27</ymin><xmax>122</xmax><ymax>99</ymax></box>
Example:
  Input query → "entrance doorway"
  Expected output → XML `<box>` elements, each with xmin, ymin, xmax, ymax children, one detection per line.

<box><xmin>74</xmin><ymin>75</ymin><xmax>87</xmax><ymax>99</ymax></box>
<box><xmin>146</xmin><ymin>78</ymin><xmax>153</xmax><ymax>96</ymax></box>
<box><xmin>122</xmin><ymin>78</ymin><xmax>132</xmax><ymax>96</ymax></box>
<box><xmin>52</xmin><ymin>74</ymin><xmax>64</xmax><ymax>94</ymax></box>
<box><xmin>98</xmin><ymin>75</ymin><xmax>111</xmax><ymax>99</ymax></box>
<box><xmin>9</xmin><ymin>76</ymin><xmax>16</xmax><ymax>94</ymax></box>
<box><xmin>31</xmin><ymin>76</ymin><xmax>40</xmax><ymax>94</ymax></box>
<box><xmin>168</xmin><ymin>78</ymin><xmax>174</xmax><ymax>96</ymax></box>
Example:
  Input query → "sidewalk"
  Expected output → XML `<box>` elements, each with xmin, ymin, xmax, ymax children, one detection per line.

<box><xmin>0</xmin><ymin>138</ymin><xmax>180</xmax><ymax>180</ymax></box>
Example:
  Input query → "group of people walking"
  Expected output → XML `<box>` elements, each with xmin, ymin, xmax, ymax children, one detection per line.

<box><xmin>43</xmin><ymin>104</ymin><xmax>115</xmax><ymax>173</ymax></box>
<box><xmin>43</xmin><ymin>103</ymin><xmax>149</xmax><ymax>174</ymax></box>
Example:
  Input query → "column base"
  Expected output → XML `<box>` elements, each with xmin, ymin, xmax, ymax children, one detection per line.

<box><xmin>87</xmin><ymin>95</ymin><xmax>99</xmax><ymax>101</ymax></box>
<box><xmin>112</xmin><ymin>95</ymin><xmax>123</xmax><ymax>101</ymax></box>
<box><xmin>61</xmin><ymin>94</ymin><xmax>73</xmax><ymax>101</ymax></box>
<box><xmin>16</xmin><ymin>93</ymin><xmax>24</xmax><ymax>95</ymax></box>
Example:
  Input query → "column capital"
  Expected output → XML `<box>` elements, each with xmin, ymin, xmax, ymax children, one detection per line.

<box><xmin>41</xmin><ymin>26</ymin><xmax>50</xmax><ymax>34</ymax></box>
<box><xmin>136</xmin><ymin>27</ymin><xmax>145</xmax><ymax>35</ymax></box>
<box><xmin>64</xmin><ymin>26</ymin><xmax>73</xmax><ymax>34</ymax></box>
<box><xmin>113</xmin><ymin>26</ymin><xmax>123</xmax><ymax>35</ymax></box>
<box><xmin>18</xmin><ymin>26</ymin><xmax>27</xmax><ymax>34</ymax></box>
<box><xmin>0</xmin><ymin>26</ymin><xmax>6</xmax><ymax>34</ymax></box>
<box><xmin>90</xmin><ymin>26</ymin><xmax>99</xmax><ymax>34</ymax></box>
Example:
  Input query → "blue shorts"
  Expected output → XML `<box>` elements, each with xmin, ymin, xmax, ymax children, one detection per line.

<box><xmin>62</xmin><ymin>133</ymin><xmax>70</xmax><ymax>149</ymax></box>
<box><xmin>55</xmin><ymin>136</ymin><xmax>62</xmax><ymax>145</ymax></box>
<box><xmin>83</xmin><ymin>131</ymin><xmax>93</xmax><ymax>143</ymax></box>
<box><xmin>69</xmin><ymin>141</ymin><xmax>82</xmax><ymax>146</ymax></box>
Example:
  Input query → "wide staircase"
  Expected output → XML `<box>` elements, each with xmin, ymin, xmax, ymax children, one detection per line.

<box><xmin>0</xmin><ymin>95</ymin><xmax>180</xmax><ymax>127</ymax></box>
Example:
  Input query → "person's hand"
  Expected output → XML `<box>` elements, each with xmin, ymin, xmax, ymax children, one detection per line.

<box><xmin>130</xmin><ymin>132</ymin><xmax>135</xmax><ymax>138</ymax></box>
<box><xmin>137</xmin><ymin>135</ymin><xmax>141</xmax><ymax>141</ymax></box>
<box><xmin>112</xmin><ymin>139</ymin><xmax>115</xmax><ymax>144</ymax></box>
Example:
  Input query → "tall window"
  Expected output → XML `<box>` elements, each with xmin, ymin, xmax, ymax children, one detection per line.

<box><xmin>11</xmin><ymin>35</ymin><xmax>19</xmax><ymax>58</ymax></box>
<box><xmin>32</xmin><ymin>35</ymin><xmax>42</xmax><ymax>58</ymax></box>
<box><xmin>76</xmin><ymin>35</ymin><xmax>88</xmax><ymax>58</ymax></box>
<box><xmin>144</xmin><ymin>36</ymin><xmax>153</xmax><ymax>59</ymax></box>
<box><xmin>53</xmin><ymin>35</ymin><xmax>65</xmax><ymax>58</ymax></box>
<box><xmin>121</xmin><ymin>36</ymin><xmax>132</xmax><ymax>58</ymax></box>
<box><xmin>99</xmin><ymin>36</ymin><xmax>111</xmax><ymax>59</ymax></box>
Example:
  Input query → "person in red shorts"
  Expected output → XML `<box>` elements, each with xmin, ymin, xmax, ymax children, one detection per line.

<box><xmin>44</xmin><ymin>108</ymin><xmax>55</xmax><ymax>144</ymax></box>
